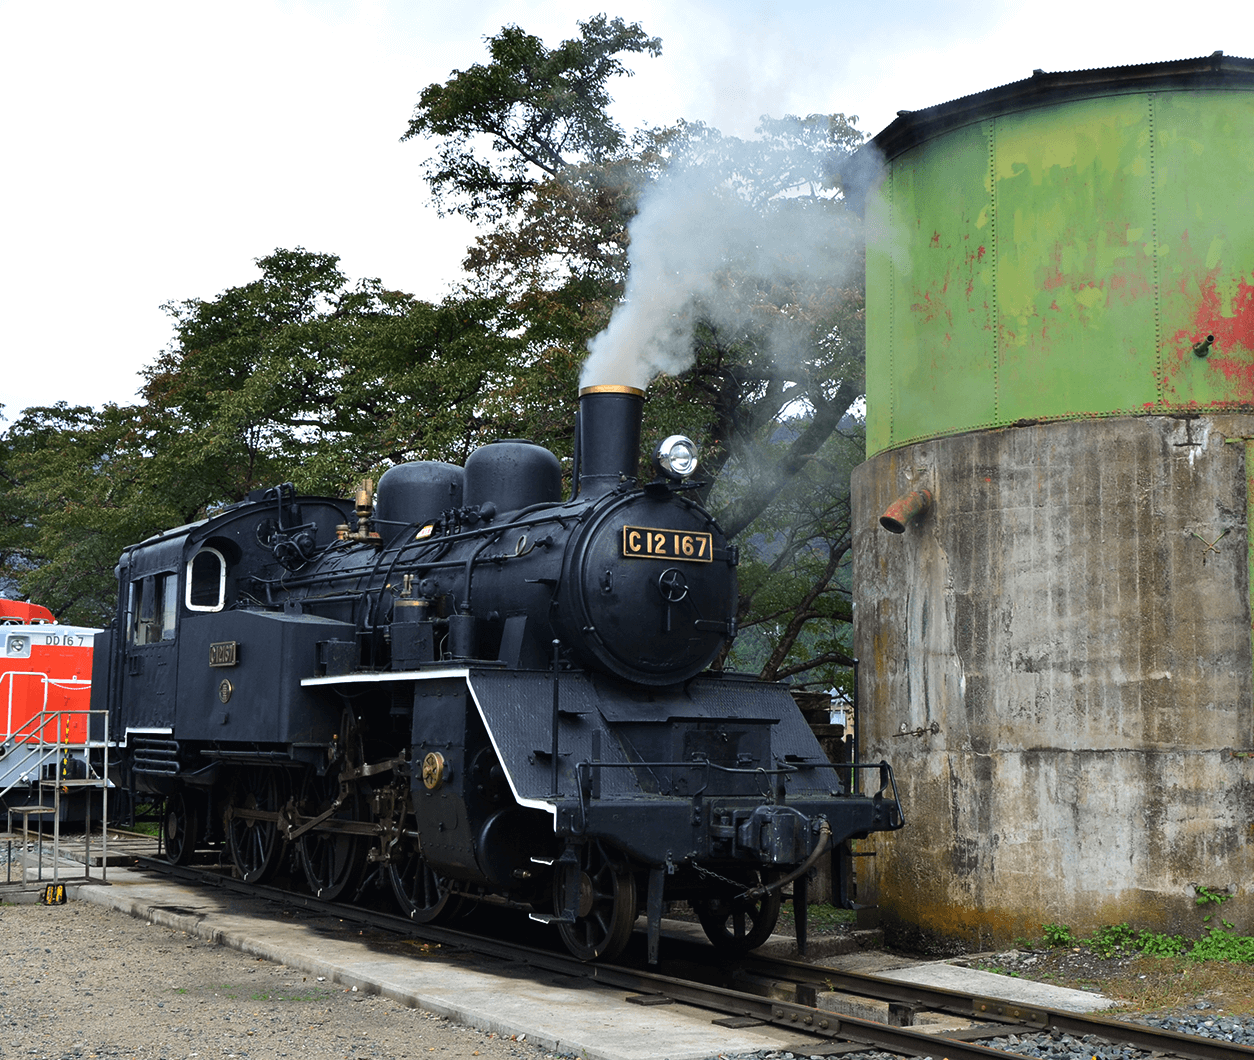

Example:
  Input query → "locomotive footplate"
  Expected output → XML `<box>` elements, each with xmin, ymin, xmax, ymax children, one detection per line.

<box><xmin>301</xmin><ymin>667</ymin><xmax>904</xmax><ymax>872</ymax></box>
<box><xmin>553</xmin><ymin>781</ymin><xmax>901</xmax><ymax>866</ymax></box>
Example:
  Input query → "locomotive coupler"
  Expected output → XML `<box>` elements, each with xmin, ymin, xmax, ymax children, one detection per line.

<box><xmin>736</xmin><ymin>805</ymin><xmax>815</xmax><ymax>864</ymax></box>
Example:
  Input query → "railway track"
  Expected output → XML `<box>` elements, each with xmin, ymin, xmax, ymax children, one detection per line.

<box><xmin>129</xmin><ymin>857</ymin><xmax>1254</xmax><ymax>1060</ymax></box>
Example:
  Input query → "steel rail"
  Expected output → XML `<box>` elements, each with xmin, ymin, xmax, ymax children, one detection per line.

<box><xmin>734</xmin><ymin>951</ymin><xmax>1254</xmax><ymax>1060</ymax></box>
<box><xmin>130</xmin><ymin>860</ymin><xmax>1254</xmax><ymax>1060</ymax></box>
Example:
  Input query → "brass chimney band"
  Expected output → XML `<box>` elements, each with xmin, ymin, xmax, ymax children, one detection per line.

<box><xmin>579</xmin><ymin>385</ymin><xmax>645</xmax><ymax>398</ymax></box>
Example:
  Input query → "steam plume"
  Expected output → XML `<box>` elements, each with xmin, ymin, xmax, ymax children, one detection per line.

<box><xmin>580</xmin><ymin>131</ymin><xmax>865</xmax><ymax>391</ymax></box>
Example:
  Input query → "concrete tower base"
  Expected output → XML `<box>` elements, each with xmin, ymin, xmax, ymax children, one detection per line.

<box><xmin>853</xmin><ymin>413</ymin><xmax>1254</xmax><ymax>952</ymax></box>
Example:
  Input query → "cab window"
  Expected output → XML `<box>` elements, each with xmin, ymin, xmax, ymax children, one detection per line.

<box><xmin>128</xmin><ymin>573</ymin><xmax>178</xmax><ymax>644</ymax></box>
<box><xmin>186</xmin><ymin>548</ymin><xmax>226</xmax><ymax>612</ymax></box>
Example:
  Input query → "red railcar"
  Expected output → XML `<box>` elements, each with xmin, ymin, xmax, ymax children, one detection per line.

<box><xmin>0</xmin><ymin>600</ymin><xmax>100</xmax><ymax>815</ymax></box>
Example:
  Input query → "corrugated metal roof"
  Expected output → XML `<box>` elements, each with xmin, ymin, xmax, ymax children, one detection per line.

<box><xmin>870</xmin><ymin>51</ymin><xmax>1254</xmax><ymax>162</ymax></box>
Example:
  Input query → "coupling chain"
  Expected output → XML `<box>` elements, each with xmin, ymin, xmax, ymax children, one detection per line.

<box><xmin>690</xmin><ymin>859</ymin><xmax>751</xmax><ymax>901</ymax></box>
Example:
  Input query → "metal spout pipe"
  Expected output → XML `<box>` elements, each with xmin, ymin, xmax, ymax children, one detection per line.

<box><xmin>880</xmin><ymin>488</ymin><xmax>932</xmax><ymax>534</ymax></box>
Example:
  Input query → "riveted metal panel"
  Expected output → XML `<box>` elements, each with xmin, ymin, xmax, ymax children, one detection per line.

<box><xmin>1157</xmin><ymin>90</ymin><xmax>1254</xmax><ymax>408</ymax></box>
<box><xmin>994</xmin><ymin>94</ymin><xmax>1157</xmax><ymax>420</ymax></box>
<box><xmin>865</xmin><ymin>84</ymin><xmax>1254</xmax><ymax>456</ymax></box>
<box><xmin>864</xmin><ymin>176</ymin><xmax>896</xmax><ymax>455</ymax></box>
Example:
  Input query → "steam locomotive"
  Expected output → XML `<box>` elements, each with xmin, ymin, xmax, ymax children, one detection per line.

<box><xmin>93</xmin><ymin>385</ymin><xmax>902</xmax><ymax>962</ymax></box>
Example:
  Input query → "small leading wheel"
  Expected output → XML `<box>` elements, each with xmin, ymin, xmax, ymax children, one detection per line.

<box><xmin>385</xmin><ymin>832</ymin><xmax>457</xmax><ymax>922</ymax></box>
<box><xmin>162</xmin><ymin>788</ymin><xmax>200</xmax><ymax>866</ymax></box>
<box><xmin>226</xmin><ymin>766</ymin><xmax>285</xmax><ymax>884</ymax></box>
<box><xmin>693</xmin><ymin>871</ymin><xmax>783</xmax><ymax>953</ymax></box>
<box><xmin>553</xmin><ymin>840</ymin><xmax>637</xmax><ymax>962</ymax></box>
<box><xmin>296</xmin><ymin>771</ymin><xmax>368</xmax><ymax>901</ymax></box>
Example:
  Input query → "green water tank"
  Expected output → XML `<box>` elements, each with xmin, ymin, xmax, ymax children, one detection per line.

<box><xmin>864</xmin><ymin>53</ymin><xmax>1254</xmax><ymax>456</ymax></box>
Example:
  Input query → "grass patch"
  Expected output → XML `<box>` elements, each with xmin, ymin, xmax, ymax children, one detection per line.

<box><xmin>1027</xmin><ymin>921</ymin><xmax>1252</xmax><ymax>965</ymax></box>
<box><xmin>777</xmin><ymin>902</ymin><xmax>857</xmax><ymax>932</ymax></box>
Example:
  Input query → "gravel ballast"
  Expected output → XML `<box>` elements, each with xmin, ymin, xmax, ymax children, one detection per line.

<box><xmin>6</xmin><ymin>896</ymin><xmax>1254</xmax><ymax>1060</ymax></box>
<box><xmin>0</xmin><ymin>900</ymin><xmax>562</xmax><ymax>1060</ymax></box>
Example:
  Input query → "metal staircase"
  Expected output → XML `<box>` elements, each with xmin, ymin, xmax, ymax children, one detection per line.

<box><xmin>1</xmin><ymin>671</ymin><xmax>111</xmax><ymax>886</ymax></box>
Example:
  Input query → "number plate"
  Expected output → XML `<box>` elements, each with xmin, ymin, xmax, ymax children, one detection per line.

<box><xmin>622</xmin><ymin>526</ymin><xmax>713</xmax><ymax>563</ymax></box>
<box><xmin>209</xmin><ymin>641</ymin><xmax>238</xmax><ymax>667</ymax></box>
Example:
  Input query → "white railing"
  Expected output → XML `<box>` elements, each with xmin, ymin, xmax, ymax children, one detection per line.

<box><xmin>0</xmin><ymin>670</ymin><xmax>94</xmax><ymax>800</ymax></box>
<box><xmin>1</xmin><ymin>696</ymin><xmax>111</xmax><ymax>887</ymax></box>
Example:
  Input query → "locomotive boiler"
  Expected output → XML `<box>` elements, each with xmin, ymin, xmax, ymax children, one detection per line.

<box><xmin>94</xmin><ymin>385</ymin><xmax>902</xmax><ymax>961</ymax></box>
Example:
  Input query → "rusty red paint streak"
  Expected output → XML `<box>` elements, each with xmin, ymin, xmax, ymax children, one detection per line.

<box><xmin>977</xmin><ymin>245</ymin><xmax>986</xmax><ymax>261</ymax></box>
<box><xmin>931</xmin><ymin>232</ymin><xmax>941</xmax><ymax>247</ymax></box>
<box><xmin>1196</xmin><ymin>275</ymin><xmax>1254</xmax><ymax>358</ymax></box>
<box><xmin>1163</xmin><ymin>270</ymin><xmax>1254</xmax><ymax>398</ymax></box>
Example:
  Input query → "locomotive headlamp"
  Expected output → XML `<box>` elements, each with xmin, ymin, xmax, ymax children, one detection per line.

<box><xmin>654</xmin><ymin>435</ymin><xmax>699</xmax><ymax>480</ymax></box>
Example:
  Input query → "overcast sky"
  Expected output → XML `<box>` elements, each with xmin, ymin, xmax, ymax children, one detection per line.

<box><xmin>2</xmin><ymin>0</ymin><xmax>1251</xmax><ymax>420</ymax></box>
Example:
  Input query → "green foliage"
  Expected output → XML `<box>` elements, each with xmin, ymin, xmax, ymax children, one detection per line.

<box><xmin>147</xmin><ymin>248</ymin><xmax>522</xmax><ymax>498</ymax></box>
<box><xmin>1084</xmin><ymin>922</ymin><xmax>1188</xmax><ymax>960</ymax></box>
<box><xmin>0</xmin><ymin>250</ymin><xmax>522</xmax><ymax>622</ymax></box>
<box><xmin>403</xmin><ymin>14</ymin><xmax>661</xmax><ymax>221</ymax></box>
<box><xmin>777</xmin><ymin>901</ymin><xmax>856</xmax><ymax>931</ymax></box>
<box><xmin>1042</xmin><ymin>923</ymin><xmax>1076</xmax><ymax>947</ymax></box>
<box><xmin>0</xmin><ymin>403</ymin><xmax>183</xmax><ymax>626</ymax></box>
<box><xmin>1189</xmin><ymin>926</ymin><xmax>1254</xmax><ymax>963</ymax></box>
<box><xmin>1087</xmin><ymin>922</ymin><xmax>1135</xmax><ymax>958</ymax></box>
<box><xmin>1135</xmin><ymin>929</ymin><xmax>1188</xmax><ymax>958</ymax></box>
<box><xmin>1195</xmin><ymin>886</ymin><xmax>1232</xmax><ymax>906</ymax></box>
<box><xmin>1028</xmin><ymin>921</ymin><xmax>1222</xmax><ymax>962</ymax></box>
<box><xmin>718</xmin><ymin>419</ymin><xmax>863</xmax><ymax>686</ymax></box>
<box><xmin>408</xmin><ymin>17</ymin><xmax>872</xmax><ymax>687</ymax></box>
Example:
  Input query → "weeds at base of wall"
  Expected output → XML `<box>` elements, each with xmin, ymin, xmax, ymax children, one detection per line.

<box><xmin>1021</xmin><ymin>919</ymin><xmax>1254</xmax><ymax>964</ymax></box>
<box><xmin>970</xmin><ymin>923</ymin><xmax>1254</xmax><ymax>1014</ymax></box>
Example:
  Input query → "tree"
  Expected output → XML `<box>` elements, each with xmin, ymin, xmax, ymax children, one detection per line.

<box><xmin>403</xmin><ymin>15</ymin><xmax>661</xmax><ymax>221</ymax></box>
<box><xmin>0</xmin><ymin>250</ymin><xmax>523</xmax><ymax>623</ymax></box>
<box><xmin>0</xmin><ymin>403</ymin><xmax>172</xmax><ymax>625</ymax></box>
<box><xmin>718</xmin><ymin>417</ymin><xmax>865</xmax><ymax>691</ymax></box>
<box><xmin>408</xmin><ymin>17</ymin><xmax>870</xmax><ymax>687</ymax></box>
<box><xmin>144</xmin><ymin>247</ymin><xmax>521</xmax><ymax>501</ymax></box>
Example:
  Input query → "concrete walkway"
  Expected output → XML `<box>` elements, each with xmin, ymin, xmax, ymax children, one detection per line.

<box><xmin>25</xmin><ymin>855</ymin><xmax>1113</xmax><ymax>1060</ymax></box>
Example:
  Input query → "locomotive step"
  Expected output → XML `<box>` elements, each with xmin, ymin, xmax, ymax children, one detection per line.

<box><xmin>528</xmin><ymin>912</ymin><xmax>576</xmax><ymax>925</ymax></box>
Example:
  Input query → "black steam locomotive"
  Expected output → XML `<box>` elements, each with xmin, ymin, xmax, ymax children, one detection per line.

<box><xmin>92</xmin><ymin>386</ymin><xmax>902</xmax><ymax>962</ymax></box>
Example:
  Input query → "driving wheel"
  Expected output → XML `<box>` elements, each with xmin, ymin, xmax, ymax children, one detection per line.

<box><xmin>553</xmin><ymin>840</ymin><xmax>637</xmax><ymax>962</ymax></box>
<box><xmin>385</xmin><ymin>830</ymin><xmax>458</xmax><ymax>922</ymax></box>
<box><xmin>162</xmin><ymin>788</ymin><xmax>200</xmax><ymax>866</ymax></box>
<box><xmin>226</xmin><ymin>766</ymin><xmax>285</xmax><ymax>884</ymax></box>
<box><xmin>296</xmin><ymin>770</ymin><xmax>368</xmax><ymax>901</ymax></box>
<box><xmin>693</xmin><ymin>870</ymin><xmax>782</xmax><ymax>953</ymax></box>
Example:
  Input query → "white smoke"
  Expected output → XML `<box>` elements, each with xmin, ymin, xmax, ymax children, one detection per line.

<box><xmin>580</xmin><ymin>131</ymin><xmax>866</xmax><ymax>391</ymax></box>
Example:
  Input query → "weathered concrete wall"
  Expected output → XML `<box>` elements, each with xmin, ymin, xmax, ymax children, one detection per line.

<box><xmin>852</xmin><ymin>414</ymin><xmax>1254</xmax><ymax>951</ymax></box>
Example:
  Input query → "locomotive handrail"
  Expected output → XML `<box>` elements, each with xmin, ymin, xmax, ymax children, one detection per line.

<box><xmin>869</xmin><ymin>758</ymin><xmax>907</xmax><ymax>830</ymax></box>
<box><xmin>254</xmin><ymin>508</ymin><xmax>579</xmax><ymax>592</ymax></box>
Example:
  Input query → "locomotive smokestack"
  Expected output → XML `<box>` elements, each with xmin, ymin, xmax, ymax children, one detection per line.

<box><xmin>576</xmin><ymin>385</ymin><xmax>644</xmax><ymax>498</ymax></box>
